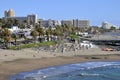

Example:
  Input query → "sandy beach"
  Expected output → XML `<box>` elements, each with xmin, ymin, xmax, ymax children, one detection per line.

<box><xmin>0</xmin><ymin>47</ymin><xmax>120</xmax><ymax>80</ymax></box>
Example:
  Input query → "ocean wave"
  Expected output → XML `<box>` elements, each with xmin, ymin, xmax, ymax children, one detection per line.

<box><xmin>79</xmin><ymin>62</ymin><xmax>119</xmax><ymax>68</ymax></box>
<box><xmin>78</xmin><ymin>73</ymin><xmax>102</xmax><ymax>76</ymax></box>
<box><xmin>11</xmin><ymin>61</ymin><xmax>120</xmax><ymax>80</ymax></box>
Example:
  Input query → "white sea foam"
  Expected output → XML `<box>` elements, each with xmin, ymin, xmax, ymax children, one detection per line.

<box><xmin>11</xmin><ymin>61</ymin><xmax>120</xmax><ymax>80</ymax></box>
<box><xmin>79</xmin><ymin>73</ymin><xmax>102</xmax><ymax>76</ymax></box>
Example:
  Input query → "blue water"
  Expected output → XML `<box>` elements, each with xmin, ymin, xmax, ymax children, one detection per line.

<box><xmin>10</xmin><ymin>61</ymin><xmax>120</xmax><ymax>80</ymax></box>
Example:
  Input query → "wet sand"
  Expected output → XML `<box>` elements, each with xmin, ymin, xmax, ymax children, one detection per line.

<box><xmin>0</xmin><ymin>54</ymin><xmax>120</xmax><ymax>80</ymax></box>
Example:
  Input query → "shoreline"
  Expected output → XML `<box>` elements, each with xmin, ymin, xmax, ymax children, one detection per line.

<box><xmin>0</xmin><ymin>47</ymin><xmax>120</xmax><ymax>80</ymax></box>
<box><xmin>0</xmin><ymin>54</ymin><xmax>120</xmax><ymax>80</ymax></box>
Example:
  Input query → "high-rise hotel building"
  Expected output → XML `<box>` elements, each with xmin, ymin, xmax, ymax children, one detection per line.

<box><xmin>61</xmin><ymin>19</ymin><xmax>90</xmax><ymax>28</ymax></box>
<box><xmin>27</xmin><ymin>14</ymin><xmax>38</xmax><ymax>25</ymax></box>
<box><xmin>61</xmin><ymin>20</ymin><xmax>73</xmax><ymax>26</ymax></box>
<box><xmin>73</xmin><ymin>19</ymin><xmax>90</xmax><ymax>28</ymax></box>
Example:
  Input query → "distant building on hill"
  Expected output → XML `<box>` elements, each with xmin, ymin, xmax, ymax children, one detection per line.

<box><xmin>102</xmin><ymin>21</ymin><xmax>118</xmax><ymax>29</ymax></box>
<box><xmin>3</xmin><ymin>9</ymin><xmax>37</xmax><ymax>26</ymax></box>
<box><xmin>102</xmin><ymin>21</ymin><xmax>111</xmax><ymax>29</ymax></box>
<box><xmin>4</xmin><ymin>9</ymin><xmax>15</xmax><ymax>18</ymax></box>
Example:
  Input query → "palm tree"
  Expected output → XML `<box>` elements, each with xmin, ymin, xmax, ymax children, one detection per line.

<box><xmin>31</xmin><ymin>30</ymin><xmax>39</xmax><ymax>43</ymax></box>
<box><xmin>1</xmin><ymin>19</ymin><xmax>11</xmax><ymax>28</ymax></box>
<box><xmin>14</xmin><ymin>19</ymin><xmax>20</xmax><ymax>27</ymax></box>
<box><xmin>12</xmin><ymin>34</ymin><xmax>18</xmax><ymax>46</ymax></box>
<box><xmin>53</xmin><ymin>29</ymin><xmax>62</xmax><ymax>41</ymax></box>
<box><xmin>45</xmin><ymin>29</ymin><xmax>50</xmax><ymax>41</ymax></box>
<box><xmin>35</xmin><ymin>24</ymin><xmax>45</xmax><ymax>42</ymax></box>
<box><xmin>0</xmin><ymin>18</ymin><xmax>3</xmax><ymax>27</ymax></box>
<box><xmin>55</xmin><ymin>25</ymin><xmax>64</xmax><ymax>40</ymax></box>
<box><xmin>23</xmin><ymin>20</ymin><xmax>27</xmax><ymax>28</ymax></box>
<box><xmin>8</xmin><ymin>18</ymin><xmax>14</xmax><ymax>27</ymax></box>
<box><xmin>29</xmin><ymin>20</ymin><xmax>34</xmax><ymax>27</ymax></box>
<box><xmin>1</xmin><ymin>28</ymin><xmax>11</xmax><ymax>48</ymax></box>
<box><xmin>48</xmin><ymin>28</ymin><xmax>55</xmax><ymax>41</ymax></box>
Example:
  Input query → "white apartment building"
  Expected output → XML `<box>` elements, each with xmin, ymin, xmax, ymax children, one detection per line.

<box><xmin>38</xmin><ymin>19</ymin><xmax>59</xmax><ymax>28</ymax></box>
<box><xmin>102</xmin><ymin>21</ymin><xmax>111</xmax><ymax>29</ymax></box>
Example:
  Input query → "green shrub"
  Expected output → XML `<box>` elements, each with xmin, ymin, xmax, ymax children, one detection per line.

<box><xmin>8</xmin><ymin>41</ymin><xmax>56</xmax><ymax>50</ymax></box>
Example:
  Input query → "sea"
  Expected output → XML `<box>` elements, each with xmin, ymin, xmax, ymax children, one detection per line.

<box><xmin>10</xmin><ymin>61</ymin><xmax>120</xmax><ymax>80</ymax></box>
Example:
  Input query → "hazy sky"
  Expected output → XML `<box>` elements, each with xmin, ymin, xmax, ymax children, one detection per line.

<box><xmin>0</xmin><ymin>0</ymin><xmax>120</xmax><ymax>26</ymax></box>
